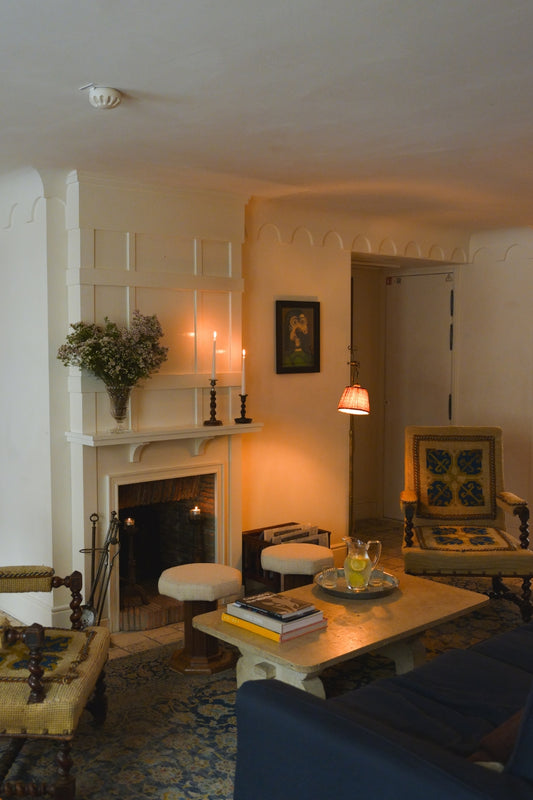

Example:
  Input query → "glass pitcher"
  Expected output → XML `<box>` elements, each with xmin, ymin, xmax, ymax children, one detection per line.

<box><xmin>342</xmin><ymin>537</ymin><xmax>382</xmax><ymax>592</ymax></box>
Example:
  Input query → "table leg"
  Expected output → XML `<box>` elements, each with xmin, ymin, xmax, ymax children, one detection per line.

<box><xmin>375</xmin><ymin>636</ymin><xmax>426</xmax><ymax>673</ymax></box>
<box><xmin>235</xmin><ymin>651</ymin><xmax>326</xmax><ymax>698</ymax></box>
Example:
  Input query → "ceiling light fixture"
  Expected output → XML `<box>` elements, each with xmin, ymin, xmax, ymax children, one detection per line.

<box><xmin>79</xmin><ymin>83</ymin><xmax>122</xmax><ymax>110</ymax></box>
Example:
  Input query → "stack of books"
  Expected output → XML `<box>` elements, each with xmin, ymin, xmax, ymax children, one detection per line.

<box><xmin>222</xmin><ymin>591</ymin><xmax>327</xmax><ymax>642</ymax></box>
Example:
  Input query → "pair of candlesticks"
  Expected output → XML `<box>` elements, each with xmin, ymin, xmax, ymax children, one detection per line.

<box><xmin>203</xmin><ymin>378</ymin><xmax>252</xmax><ymax>426</ymax></box>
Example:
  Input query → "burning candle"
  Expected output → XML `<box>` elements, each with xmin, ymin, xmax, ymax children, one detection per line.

<box><xmin>241</xmin><ymin>349</ymin><xmax>246</xmax><ymax>395</ymax></box>
<box><xmin>124</xmin><ymin>517</ymin><xmax>135</xmax><ymax>527</ymax></box>
<box><xmin>211</xmin><ymin>331</ymin><xmax>217</xmax><ymax>379</ymax></box>
<box><xmin>189</xmin><ymin>505</ymin><xmax>201</xmax><ymax>520</ymax></box>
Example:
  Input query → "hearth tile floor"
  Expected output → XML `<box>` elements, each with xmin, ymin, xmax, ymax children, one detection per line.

<box><xmin>109</xmin><ymin>621</ymin><xmax>184</xmax><ymax>660</ymax></box>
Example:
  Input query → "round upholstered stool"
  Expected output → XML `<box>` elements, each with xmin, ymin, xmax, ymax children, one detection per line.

<box><xmin>158</xmin><ymin>563</ymin><xmax>241</xmax><ymax>675</ymax></box>
<box><xmin>260</xmin><ymin>543</ymin><xmax>334</xmax><ymax>592</ymax></box>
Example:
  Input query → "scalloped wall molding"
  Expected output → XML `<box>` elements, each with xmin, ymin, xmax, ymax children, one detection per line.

<box><xmin>377</xmin><ymin>237</ymin><xmax>397</xmax><ymax>256</ymax></box>
<box><xmin>290</xmin><ymin>226</ymin><xmax>314</xmax><ymax>246</ymax></box>
<box><xmin>405</xmin><ymin>240</ymin><xmax>422</xmax><ymax>258</ymax></box>
<box><xmin>256</xmin><ymin>220</ymin><xmax>468</xmax><ymax>264</ymax></box>
<box><xmin>351</xmin><ymin>234</ymin><xmax>372</xmax><ymax>253</ymax></box>
<box><xmin>321</xmin><ymin>230</ymin><xmax>344</xmax><ymax>249</ymax></box>
<box><xmin>470</xmin><ymin>243</ymin><xmax>533</xmax><ymax>263</ymax></box>
<box><xmin>0</xmin><ymin>193</ymin><xmax>66</xmax><ymax>230</ymax></box>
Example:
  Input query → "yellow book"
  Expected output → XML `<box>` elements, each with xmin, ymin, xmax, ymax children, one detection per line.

<box><xmin>221</xmin><ymin>611</ymin><xmax>281</xmax><ymax>641</ymax></box>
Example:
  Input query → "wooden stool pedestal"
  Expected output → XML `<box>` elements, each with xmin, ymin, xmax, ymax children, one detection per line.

<box><xmin>170</xmin><ymin>599</ymin><xmax>237</xmax><ymax>675</ymax></box>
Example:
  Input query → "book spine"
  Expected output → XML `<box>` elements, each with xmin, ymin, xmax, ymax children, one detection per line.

<box><xmin>279</xmin><ymin>619</ymin><xmax>327</xmax><ymax>641</ymax></box>
<box><xmin>226</xmin><ymin>603</ymin><xmax>283</xmax><ymax>631</ymax></box>
<box><xmin>221</xmin><ymin>612</ymin><xmax>281</xmax><ymax>641</ymax></box>
<box><xmin>227</xmin><ymin>602</ymin><xmax>323</xmax><ymax>632</ymax></box>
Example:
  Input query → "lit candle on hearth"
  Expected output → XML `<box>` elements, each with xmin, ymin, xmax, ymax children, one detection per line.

<box><xmin>211</xmin><ymin>331</ymin><xmax>217</xmax><ymax>379</ymax></box>
<box><xmin>189</xmin><ymin>505</ymin><xmax>201</xmax><ymax>520</ymax></box>
<box><xmin>241</xmin><ymin>349</ymin><xmax>246</xmax><ymax>395</ymax></box>
<box><xmin>124</xmin><ymin>517</ymin><xmax>135</xmax><ymax>527</ymax></box>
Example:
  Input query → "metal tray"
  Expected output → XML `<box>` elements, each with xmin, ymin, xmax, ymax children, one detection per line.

<box><xmin>314</xmin><ymin>568</ymin><xmax>399</xmax><ymax>599</ymax></box>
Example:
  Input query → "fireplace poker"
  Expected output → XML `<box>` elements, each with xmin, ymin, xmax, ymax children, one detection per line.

<box><xmin>80</xmin><ymin>511</ymin><xmax>121</xmax><ymax>627</ymax></box>
<box><xmin>89</xmin><ymin>512</ymin><xmax>98</xmax><ymax>587</ymax></box>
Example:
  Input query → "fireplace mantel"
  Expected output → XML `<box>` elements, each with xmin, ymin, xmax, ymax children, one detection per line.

<box><xmin>66</xmin><ymin>423</ymin><xmax>263</xmax><ymax>462</ymax></box>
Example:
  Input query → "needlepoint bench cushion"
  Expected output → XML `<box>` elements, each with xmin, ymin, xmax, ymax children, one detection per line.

<box><xmin>0</xmin><ymin>626</ymin><xmax>110</xmax><ymax>736</ymax></box>
<box><xmin>158</xmin><ymin>563</ymin><xmax>241</xmax><ymax>602</ymax></box>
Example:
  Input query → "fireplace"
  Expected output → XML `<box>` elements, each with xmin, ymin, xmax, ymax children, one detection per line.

<box><xmin>102</xmin><ymin>459</ymin><xmax>230</xmax><ymax>632</ymax></box>
<box><xmin>117</xmin><ymin>473</ymin><xmax>216</xmax><ymax>630</ymax></box>
<box><xmin>69</xmin><ymin>419</ymin><xmax>261</xmax><ymax>632</ymax></box>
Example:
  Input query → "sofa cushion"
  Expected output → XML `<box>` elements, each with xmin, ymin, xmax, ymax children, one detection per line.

<box><xmin>329</xmin><ymin>648</ymin><xmax>532</xmax><ymax>756</ymax></box>
<box><xmin>471</xmin><ymin>623</ymin><xmax>533</xmax><ymax>673</ymax></box>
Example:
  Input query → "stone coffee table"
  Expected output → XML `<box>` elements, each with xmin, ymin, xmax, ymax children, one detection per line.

<box><xmin>193</xmin><ymin>572</ymin><xmax>488</xmax><ymax>698</ymax></box>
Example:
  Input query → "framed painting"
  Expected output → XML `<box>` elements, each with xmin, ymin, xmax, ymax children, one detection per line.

<box><xmin>275</xmin><ymin>300</ymin><xmax>320</xmax><ymax>374</ymax></box>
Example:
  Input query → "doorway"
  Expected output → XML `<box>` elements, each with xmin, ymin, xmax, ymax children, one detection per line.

<box><xmin>351</xmin><ymin>256</ymin><xmax>455</xmax><ymax>522</ymax></box>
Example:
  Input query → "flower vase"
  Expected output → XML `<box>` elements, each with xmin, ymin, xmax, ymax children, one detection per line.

<box><xmin>105</xmin><ymin>385</ymin><xmax>133</xmax><ymax>432</ymax></box>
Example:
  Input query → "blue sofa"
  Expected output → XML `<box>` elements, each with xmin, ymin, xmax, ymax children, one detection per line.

<box><xmin>234</xmin><ymin>623</ymin><xmax>533</xmax><ymax>799</ymax></box>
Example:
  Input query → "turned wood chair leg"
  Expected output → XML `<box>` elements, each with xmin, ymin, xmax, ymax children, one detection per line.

<box><xmin>520</xmin><ymin>576</ymin><xmax>532</xmax><ymax>622</ymax></box>
<box><xmin>53</xmin><ymin>739</ymin><xmax>75</xmax><ymax>800</ymax></box>
<box><xmin>86</xmin><ymin>669</ymin><xmax>108</xmax><ymax>725</ymax></box>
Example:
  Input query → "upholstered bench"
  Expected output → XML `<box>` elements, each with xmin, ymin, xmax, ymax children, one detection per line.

<box><xmin>158</xmin><ymin>562</ymin><xmax>241</xmax><ymax>674</ymax></box>
<box><xmin>0</xmin><ymin>565</ymin><xmax>110</xmax><ymax>800</ymax></box>
<box><xmin>260</xmin><ymin>543</ymin><xmax>334</xmax><ymax>591</ymax></box>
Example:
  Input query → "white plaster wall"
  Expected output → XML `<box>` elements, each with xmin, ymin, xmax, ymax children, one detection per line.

<box><xmin>0</xmin><ymin>169</ymin><xmax>250</xmax><ymax>627</ymax></box>
<box><xmin>4</xmin><ymin>165</ymin><xmax>533</xmax><ymax>622</ymax></box>
<box><xmin>241</xmin><ymin>197</ymin><xmax>472</xmax><ymax>558</ymax></box>
<box><xmin>454</xmin><ymin>229</ymin><xmax>533</xmax><ymax>506</ymax></box>
<box><xmin>242</xmin><ymin>201</ymin><xmax>352</xmax><ymax>559</ymax></box>
<box><xmin>0</xmin><ymin>169</ymin><xmax>63</xmax><ymax>623</ymax></box>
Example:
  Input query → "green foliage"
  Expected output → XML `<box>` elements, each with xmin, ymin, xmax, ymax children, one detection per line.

<box><xmin>57</xmin><ymin>311</ymin><xmax>168</xmax><ymax>386</ymax></box>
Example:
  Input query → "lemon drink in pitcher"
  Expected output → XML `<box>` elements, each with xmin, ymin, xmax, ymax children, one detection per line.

<box><xmin>343</xmin><ymin>537</ymin><xmax>382</xmax><ymax>592</ymax></box>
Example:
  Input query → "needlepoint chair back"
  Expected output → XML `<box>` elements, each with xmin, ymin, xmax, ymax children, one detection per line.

<box><xmin>401</xmin><ymin>426</ymin><xmax>533</xmax><ymax>621</ymax></box>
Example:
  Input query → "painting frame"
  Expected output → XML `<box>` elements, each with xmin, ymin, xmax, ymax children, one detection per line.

<box><xmin>275</xmin><ymin>300</ymin><xmax>320</xmax><ymax>374</ymax></box>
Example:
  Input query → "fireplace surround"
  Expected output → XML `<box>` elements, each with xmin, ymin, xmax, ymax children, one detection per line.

<box><xmin>90</xmin><ymin>427</ymin><xmax>261</xmax><ymax>631</ymax></box>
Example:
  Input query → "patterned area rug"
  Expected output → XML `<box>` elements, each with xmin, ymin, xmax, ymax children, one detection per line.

<box><xmin>0</xmin><ymin>519</ymin><xmax>524</xmax><ymax>799</ymax></box>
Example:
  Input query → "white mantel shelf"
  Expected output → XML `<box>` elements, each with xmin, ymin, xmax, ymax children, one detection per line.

<box><xmin>66</xmin><ymin>423</ymin><xmax>263</xmax><ymax>462</ymax></box>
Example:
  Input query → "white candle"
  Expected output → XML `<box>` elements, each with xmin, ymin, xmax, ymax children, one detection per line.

<box><xmin>211</xmin><ymin>331</ymin><xmax>217</xmax><ymax>379</ymax></box>
<box><xmin>241</xmin><ymin>349</ymin><xmax>246</xmax><ymax>394</ymax></box>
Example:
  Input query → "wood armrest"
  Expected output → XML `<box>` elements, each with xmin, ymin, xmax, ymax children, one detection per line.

<box><xmin>400</xmin><ymin>490</ymin><xmax>417</xmax><ymax>506</ymax></box>
<box><xmin>497</xmin><ymin>491</ymin><xmax>528</xmax><ymax>511</ymax></box>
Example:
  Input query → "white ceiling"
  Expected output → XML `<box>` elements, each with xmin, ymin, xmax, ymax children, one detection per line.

<box><xmin>3</xmin><ymin>0</ymin><xmax>533</xmax><ymax>228</ymax></box>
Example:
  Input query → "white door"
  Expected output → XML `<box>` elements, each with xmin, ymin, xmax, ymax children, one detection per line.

<box><xmin>383</xmin><ymin>272</ymin><xmax>454</xmax><ymax>519</ymax></box>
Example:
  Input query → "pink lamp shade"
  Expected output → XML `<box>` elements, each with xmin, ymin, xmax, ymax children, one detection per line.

<box><xmin>337</xmin><ymin>384</ymin><xmax>370</xmax><ymax>415</ymax></box>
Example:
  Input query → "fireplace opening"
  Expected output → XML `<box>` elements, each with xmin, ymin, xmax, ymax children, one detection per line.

<box><xmin>117</xmin><ymin>473</ymin><xmax>216</xmax><ymax>631</ymax></box>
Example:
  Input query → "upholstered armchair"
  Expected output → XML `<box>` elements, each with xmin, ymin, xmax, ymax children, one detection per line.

<box><xmin>0</xmin><ymin>565</ymin><xmax>110</xmax><ymax>799</ymax></box>
<box><xmin>401</xmin><ymin>426</ymin><xmax>533</xmax><ymax>622</ymax></box>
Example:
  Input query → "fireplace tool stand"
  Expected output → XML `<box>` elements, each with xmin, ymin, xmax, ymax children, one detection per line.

<box><xmin>80</xmin><ymin>512</ymin><xmax>121</xmax><ymax>627</ymax></box>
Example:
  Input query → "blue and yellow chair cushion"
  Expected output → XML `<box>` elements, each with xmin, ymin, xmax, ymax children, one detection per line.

<box><xmin>0</xmin><ymin>625</ymin><xmax>110</xmax><ymax>737</ymax></box>
<box><xmin>401</xmin><ymin>426</ymin><xmax>533</xmax><ymax>576</ymax></box>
